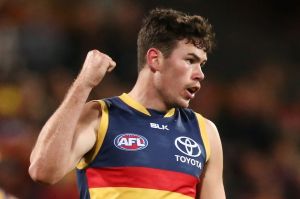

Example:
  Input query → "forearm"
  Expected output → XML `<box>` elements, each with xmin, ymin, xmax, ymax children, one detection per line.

<box><xmin>29</xmin><ymin>50</ymin><xmax>116</xmax><ymax>184</ymax></box>
<box><xmin>29</xmin><ymin>79</ymin><xmax>92</xmax><ymax>183</ymax></box>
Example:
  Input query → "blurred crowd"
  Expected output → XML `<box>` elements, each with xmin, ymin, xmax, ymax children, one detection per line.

<box><xmin>0</xmin><ymin>0</ymin><xmax>299</xmax><ymax>199</ymax></box>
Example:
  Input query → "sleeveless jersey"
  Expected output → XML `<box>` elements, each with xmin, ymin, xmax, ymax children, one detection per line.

<box><xmin>76</xmin><ymin>93</ymin><xmax>211</xmax><ymax>199</ymax></box>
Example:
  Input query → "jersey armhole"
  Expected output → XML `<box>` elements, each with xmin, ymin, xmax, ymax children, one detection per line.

<box><xmin>195</xmin><ymin>113</ymin><xmax>211</xmax><ymax>162</ymax></box>
<box><xmin>76</xmin><ymin>100</ymin><xmax>109</xmax><ymax>169</ymax></box>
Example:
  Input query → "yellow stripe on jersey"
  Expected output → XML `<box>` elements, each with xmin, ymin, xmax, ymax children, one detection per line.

<box><xmin>77</xmin><ymin>100</ymin><xmax>109</xmax><ymax>169</ymax></box>
<box><xmin>195</xmin><ymin>113</ymin><xmax>211</xmax><ymax>162</ymax></box>
<box><xmin>164</xmin><ymin>108</ymin><xmax>175</xmax><ymax>118</ymax></box>
<box><xmin>119</xmin><ymin>93</ymin><xmax>176</xmax><ymax>117</ymax></box>
<box><xmin>119</xmin><ymin>93</ymin><xmax>151</xmax><ymax>116</ymax></box>
<box><xmin>89</xmin><ymin>187</ymin><xmax>193</xmax><ymax>199</ymax></box>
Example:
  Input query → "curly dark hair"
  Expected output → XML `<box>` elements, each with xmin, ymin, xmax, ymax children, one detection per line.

<box><xmin>137</xmin><ymin>8</ymin><xmax>216</xmax><ymax>72</ymax></box>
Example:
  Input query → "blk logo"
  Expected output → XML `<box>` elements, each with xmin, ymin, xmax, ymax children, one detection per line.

<box><xmin>114</xmin><ymin>133</ymin><xmax>148</xmax><ymax>151</ymax></box>
<box><xmin>150</xmin><ymin>123</ymin><xmax>169</xmax><ymax>131</ymax></box>
<box><xmin>175</xmin><ymin>136</ymin><xmax>201</xmax><ymax>157</ymax></box>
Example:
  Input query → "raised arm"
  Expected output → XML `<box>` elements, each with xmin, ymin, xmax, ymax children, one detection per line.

<box><xmin>198</xmin><ymin>119</ymin><xmax>226</xmax><ymax>199</ymax></box>
<box><xmin>29</xmin><ymin>50</ymin><xmax>116</xmax><ymax>184</ymax></box>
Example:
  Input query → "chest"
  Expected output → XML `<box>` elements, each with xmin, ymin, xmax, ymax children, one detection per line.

<box><xmin>92</xmin><ymin>107</ymin><xmax>207</xmax><ymax>178</ymax></box>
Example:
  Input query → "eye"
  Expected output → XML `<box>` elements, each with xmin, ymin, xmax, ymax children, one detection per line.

<box><xmin>185</xmin><ymin>58</ymin><xmax>195</xmax><ymax>64</ymax></box>
<box><xmin>200</xmin><ymin>61</ymin><xmax>206</xmax><ymax>68</ymax></box>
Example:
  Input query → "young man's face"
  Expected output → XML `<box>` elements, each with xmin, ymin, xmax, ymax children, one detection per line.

<box><xmin>155</xmin><ymin>39</ymin><xmax>207</xmax><ymax>108</ymax></box>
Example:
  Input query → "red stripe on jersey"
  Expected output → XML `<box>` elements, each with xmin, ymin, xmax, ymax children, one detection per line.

<box><xmin>86</xmin><ymin>166</ymin><xmax>198</xmax><ymax>198</ymax></box>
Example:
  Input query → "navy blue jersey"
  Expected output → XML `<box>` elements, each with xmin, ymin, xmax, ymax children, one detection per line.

<box><xmin>76</xmin><ymin>93</ymin><xmax>210</xmax><ymax>199</ymax></box>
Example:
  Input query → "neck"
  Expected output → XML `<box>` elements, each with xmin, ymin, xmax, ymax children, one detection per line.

<box><xmin>128</xmin><ymin>68</ymin><xmax>169</xmax><ymax>112</ymax></box>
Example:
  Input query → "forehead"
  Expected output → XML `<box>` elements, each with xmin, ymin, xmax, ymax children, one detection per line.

<box><xmin>171</xmin><ymin>39</ymin><xmax>207</xmax><ymax>60</ymax></box>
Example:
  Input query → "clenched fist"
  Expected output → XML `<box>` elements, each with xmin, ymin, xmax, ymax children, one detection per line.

<box><xmin>77</xmin><ymin>50</ymin><xmax>116</xmax><ymax>88</ymax></box>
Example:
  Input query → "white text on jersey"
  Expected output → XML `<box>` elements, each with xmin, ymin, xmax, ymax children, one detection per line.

<box><xmin>150</xmin><ymin>123</ymin><xmax>169</xmax><ymax>131</ymax></box>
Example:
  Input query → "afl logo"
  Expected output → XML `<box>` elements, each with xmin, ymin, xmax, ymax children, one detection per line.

<box><xmin>114</xmin><ymin>133</ymin><xmax>148</xmax><ymax>151</ymax></box>
<box><xmin>175</xmin><ymin>136</ymin><xmax>201</xmax><ymax>157</ymax></box>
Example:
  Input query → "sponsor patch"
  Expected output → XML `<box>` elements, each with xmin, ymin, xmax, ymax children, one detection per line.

<box><xmin>175</xmin><ymin>136</ymin><xmax>201</xmax><ymax>157</ymax></box>
<box><xmin>114</xmin><ymin>133</ymin><xmax>148</xmax><ymax>151</ymax></box>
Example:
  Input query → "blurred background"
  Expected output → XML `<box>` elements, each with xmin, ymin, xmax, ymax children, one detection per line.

<box><xmin>0</xmin><ymin>0</ymin><xmax>299</xmax><ymax>198</ymax></box>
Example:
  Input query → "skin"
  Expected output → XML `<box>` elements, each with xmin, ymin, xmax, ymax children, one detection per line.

<box><xmin>29</xmin><ymin>39</ymin><xmax>225</xmax><ymax>198</ymax></box>
<box><xmin>129</xmin><ymin>40</ymin><xmax>206</xmax><ymax>110</ymax></box>
<box><xmin>197</xmin><ymin>120</ymin><xmax>225</xmax><ymax>199</ymax></box>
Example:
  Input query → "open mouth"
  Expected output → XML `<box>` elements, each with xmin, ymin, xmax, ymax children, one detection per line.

<box><xmin>186</xmin><ymin>86</ymin><xmax>200</xmax><ymax>98</ymax></box>
<box><xmin>187</xmin><ymin>86</ymin><xmax>199</xmax><ymax>95</ymax></box>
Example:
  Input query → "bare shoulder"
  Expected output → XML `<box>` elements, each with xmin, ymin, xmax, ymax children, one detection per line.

<box><xmin>80</xmin><ymin>101</ymin><xmax>102</xmax><ymax>122</ymax></box>
<box><xmin>71</xmin><ymin>100</ymin><xmax>103</xmax><ymax>169</ymax></box>
<box><xmin>204</xmin><ymin>118</ymin><xmax>218</xmax><ymax>134</ymax></box>
<box><xmin>201</xmin><ymin>117</ymin><xmax>224</xmax><ymax>171</ymax></box>
<box><xmin>203</xmin><ymin>118</ymin><xmax>222</xmax><ymax>149</ymax></box>
<box><xmin>75</xmin><ymin>101</ymin><xmax>103</xmax><ymax>132</ymax></box>
<box><xmin>198</xmin><ymin>117</ymin><xmax>226</xmax><ymax>199</ymax></box>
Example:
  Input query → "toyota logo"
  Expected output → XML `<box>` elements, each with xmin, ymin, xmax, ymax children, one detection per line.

<box><xmin>175</xmin><ymin>136</ymin><xmax>201</xmax><ymax>157</ymax></box>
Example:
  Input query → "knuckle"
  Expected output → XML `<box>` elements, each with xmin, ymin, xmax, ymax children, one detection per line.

<box><xmin>88</xmin><ymin>50</ymin><xmax>101</xmax><ymax>57</ymax></box>
<box><xmin>91</xmin><ymin>49</ymin><xmax>99</xmax><ymax>54</ymax></box>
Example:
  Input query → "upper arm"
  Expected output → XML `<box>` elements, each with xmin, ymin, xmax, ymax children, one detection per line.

<box><xmin>198</xmin><ymin>119</ymin><xmax>226</xmax><ymax>199</ymax></box>
<box><xmin>67</xmin><ymin>101</ymin><xmax>101</xmax><ymax>171</ymax></box>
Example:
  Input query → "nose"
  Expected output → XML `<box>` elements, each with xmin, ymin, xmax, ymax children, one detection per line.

<box><xmin>192</xmin><ymin>65</ymin><xmax>205</xmax><ymax>81</ymax></box>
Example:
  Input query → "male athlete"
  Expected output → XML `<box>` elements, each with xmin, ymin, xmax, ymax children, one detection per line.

<box><xmin>29</xmin><ymin>8</ymin><xmax>226</xmax><ymax>199</ymax></box>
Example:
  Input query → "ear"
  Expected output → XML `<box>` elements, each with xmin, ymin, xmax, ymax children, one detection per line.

<box><xmin>146</xmin><ymin>48</ymin><xmax>161</xmax><ymax>72</ymax></box>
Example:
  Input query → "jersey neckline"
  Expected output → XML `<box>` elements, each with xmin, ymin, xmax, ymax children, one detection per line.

<box><xmin>118</xmin><ymin>93</ymin><xmax>175</xmax><ymax>118</ymax></box>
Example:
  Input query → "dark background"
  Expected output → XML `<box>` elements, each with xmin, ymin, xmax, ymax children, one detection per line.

<box><xmin>0</xmin><ymin>0</ymin><xmax>299</xmax><ymax>198</ymax></box>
